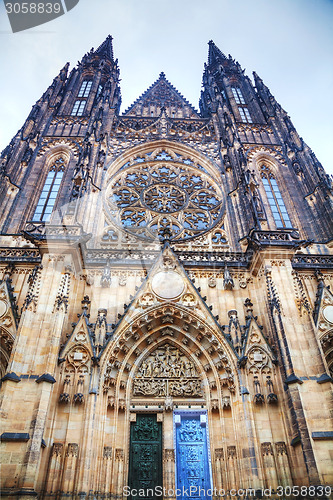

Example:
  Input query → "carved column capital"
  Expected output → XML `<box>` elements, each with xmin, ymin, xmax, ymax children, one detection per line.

<box><xmin>275</xmin><ymin>441</ymin><xmax>287</xmax><ymax>456</ymax></box>
<box><xmin>52</xmin><ymin>442</ymin><xmax>63</xmax><ymax>456</ymax></box>
<box><xmin>66</xmin><ymin>443</ymin><xmax>79</xmax><ymax>457</ymax></box>
<box><xmin>103</xmin><ymin>446</ymin><xmax>112</xmax><ymax>459</ymax></box>
<box><xmin>163</xmin><ymin>449</ymin><xmax>175</xmax><ymax>462</ymax></box>
<box><xmin>261</xmin><ymin>442</ymin><xmax>273</xmax><ymax>456</ymax></box>
<box><xmin>227</xmin><ymin>445</ymin><xmax>236</xmax><ymax>459</ymax></box>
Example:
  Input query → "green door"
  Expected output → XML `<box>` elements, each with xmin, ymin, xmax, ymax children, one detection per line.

<box><xmin>128</xmin><ymin>414</ymin><xmax>163</xmax><ymax>500</ymax></box>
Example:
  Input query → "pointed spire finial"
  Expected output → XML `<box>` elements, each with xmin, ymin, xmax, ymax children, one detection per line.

<box><xmin>95</xmin><ymin>35</ymin><xmax>114</xmax><ymax>61</ymax></box>
<box><xmin>207</xmin><ymin>40</ymin><xmax>227</xmax><ymax>65</ymax></box>
<box><xmin>159</xmin><ymin>71</ymin><xmax>166</xmax><ymax>79</ymax></box>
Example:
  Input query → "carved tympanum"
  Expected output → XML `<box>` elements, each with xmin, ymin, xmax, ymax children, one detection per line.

<box><xmin>133</xmin><ymin>344</ymin><xmax>202</xmax><ymax>398</ymax></box>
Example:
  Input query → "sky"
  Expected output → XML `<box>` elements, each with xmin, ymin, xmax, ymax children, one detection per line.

<box><xmin>0</xmin><ymin>0</ymin><xmax>332</xmax><ymax>174</ymax></box>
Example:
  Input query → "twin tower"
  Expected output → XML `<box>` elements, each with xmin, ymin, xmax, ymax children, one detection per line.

<box><xmin>0</xmin><ymin>36</ymin><xmax>332</xmax><ymax>499</ymax></box>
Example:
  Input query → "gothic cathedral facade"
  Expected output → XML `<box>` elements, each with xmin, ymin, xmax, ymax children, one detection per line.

<box><xmin>0</xmin><ymin>37</ymin><xmax>332</xmax><ymax>499</ymax></box>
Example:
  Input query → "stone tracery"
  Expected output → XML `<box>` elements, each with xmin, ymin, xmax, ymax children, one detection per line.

<box><xmin>105</xmin><ymin>149</ymin><xmax>224</xmax><ymax>242</ymax></box>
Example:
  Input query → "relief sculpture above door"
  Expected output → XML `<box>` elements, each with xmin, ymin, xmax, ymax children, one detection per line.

<box><xmin>133</xmin><ymin>344</ymin><xmax>202</xmax><ymax>398</ymax></box>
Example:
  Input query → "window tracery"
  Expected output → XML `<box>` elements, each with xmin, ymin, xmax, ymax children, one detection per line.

<box><xmin>32</xmin><ymin>156</ymin><xmax>65</xmax><ymax>222</ymax></box>
<box><xmin>106</xmin><ymin>151</ymin><xmax>224</xmax><ymax>242</ymax></box>
<box><xmin>260</xmin><ymin>165</ymin><xmax>292</xmax><ymax>228</ymax></box>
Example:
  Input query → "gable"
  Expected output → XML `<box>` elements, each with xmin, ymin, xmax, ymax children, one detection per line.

<box><xmin>123</xmin><ymin>72</ymin><xmax>200</xmax><ymax>119</ymax></box>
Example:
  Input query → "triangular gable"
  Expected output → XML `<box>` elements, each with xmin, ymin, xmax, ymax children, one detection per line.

<box><xmin>242</xmin><ymin>316</ymin><xmax>276</xmax><ymax>362</ymax></box>
<box><xmin>59</xmin><ymin>313</ymin><xmax>94</xmax><ymax>363</ymax></box>
<box><xmin>123</xmin><ymin>72</ymin><xmax>200</xmax><ymax>119</ymax></box>
<box><xmin>101</xmin><ymin>243</ymin><xmax>225</xmax><ymax>353</ymax></box>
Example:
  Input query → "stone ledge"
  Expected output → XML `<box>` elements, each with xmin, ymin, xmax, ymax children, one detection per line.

<box><xmin>1</xmin><ymin>372</ymin><xmax>21</xmax><ymax>383</ymax></box>
<box><xmin>1</xmin><ymin>432</ymin><xmax>30</xmax><ymax>442</ymax></box>
<box><xmin>36</xmin><ymin>373</ymin><xmax>56</xmax><ymax>384</ymax></box>
<box><xmin>312</xmin><ymin>432</ymin><xmax>333</xmax><ymax>440</ymax></box>
<box><xmin>317</xmin><ymin>373</ymin><xmax>333</xmax><ymax>384</ymax></box>
<box><xmin>285</xmin><ymin>374</ymin><xmax>303</xmax><ymax>385</ymax></box>
<box><xmin>0</xmin><ymin>489</ymin><xmax>38</xmax><ymax>497</ymax></box>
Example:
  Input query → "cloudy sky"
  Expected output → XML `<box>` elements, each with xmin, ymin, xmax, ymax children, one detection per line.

<box><xmin>0</xmin><ymin>0</ymin><xmax>332</xmax><ymax>174</ymax></box>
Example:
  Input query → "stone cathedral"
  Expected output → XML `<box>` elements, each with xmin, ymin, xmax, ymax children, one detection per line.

<box><xmin>0</xmin><ymin>36</ymin><xmax>332</xmax><ymax>499</ymax></box>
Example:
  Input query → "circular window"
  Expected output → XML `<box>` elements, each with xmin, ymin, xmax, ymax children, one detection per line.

<box><xmin>106</xmin><ymin>158</ymin><xmax>224</xmax><ymax>242</ymax></box>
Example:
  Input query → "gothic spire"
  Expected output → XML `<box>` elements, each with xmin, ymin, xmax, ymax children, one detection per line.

<box><xmin>94</xmin><ymin>35</ymin><xmax>114</xmax><ymax>61</ymax></box>
<box><xmin>208</xmin><ymin>40</ymin><xmax>227</xmax><ymax>66</ymax></box>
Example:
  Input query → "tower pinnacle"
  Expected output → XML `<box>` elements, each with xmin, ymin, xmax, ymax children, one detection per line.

<box><xmin>208</xmin><ymin>40</ymin><xmax>227</xmax><ymax>65</ymax></box>
<box><xmin>94</xmin><ymin>35</ymin><xmax>114</xmax><ymax>61</ymax></box>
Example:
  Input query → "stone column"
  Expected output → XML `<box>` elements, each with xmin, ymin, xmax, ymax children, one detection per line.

<box><xmin>101</xmin><ymin>446</ymin><xmax>112</xmax><ymax>498</ymax></box>
<box><xmin>44</xmin><ymin>443</ymin><xmax>64</xmax><ymax>496</ymax></box>
<box><xmin>261</xmin><ymin>442</ymin><xmax>278</xmax><ymax>490</ymax></box>
<box><xmin>214</xmin><ymin>448</ymin><xmax>224</xmax><ymax>495</ymax></box>
<box><xmin>61</xmin><ymin>443</ymin><xmax>79</xmax><ymax>497</ymax></box>
<box><xmin>163</xmin><ymin>449</ymin><xmax>175</xmax><ymax>499</ymax></box>
<box><xmin>226</xmin><ymin>446</ymin><xmax>238</xmax><ymax>491</ymax></box>
<box><xmin>275</xmin><ymin>442</ymin><xmax>292</xmax><ymax>487</ymax></box>
<box><xmin>114</xmin><ymin>449</ymin><xmax>124</xmax><ymax>499</ymax></box>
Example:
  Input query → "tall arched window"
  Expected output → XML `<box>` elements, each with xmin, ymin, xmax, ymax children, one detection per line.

<box><xmin>71</xmin><ymin>80</ymin><xmax>92</xmax><ymax>116</ymax></box>
<box><xmin>32</xmin><ymin>157</ymin><xmax>65</xmax><ymax>222</ymax></box>
<box><xmin>261</xmin><ymin>165</ymin><xmax>292</xmax><ymax>228</ymax></box>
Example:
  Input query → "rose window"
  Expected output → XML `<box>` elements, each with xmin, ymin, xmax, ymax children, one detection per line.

<box><xmin>106</xmin><ymin>158</ymin><xmax>224</xmax><ymax>241</ymax></box>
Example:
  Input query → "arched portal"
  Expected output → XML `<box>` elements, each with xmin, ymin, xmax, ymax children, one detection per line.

<box><xmin>100</xmin><ymin>302</ymin><xmax>239</xmax><ymax>499</ymax></box>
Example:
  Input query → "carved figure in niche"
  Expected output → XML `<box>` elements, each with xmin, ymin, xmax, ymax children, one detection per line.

<box><xmin>266</xmin><ymin>375</ymin><xmax>274</xmax><ymax>392</ymax></box>
<box><xmin>254</xmin><ymin>376</ymin><xmax>261</xmax><ymax>393</ymax></box>
<box><xmin>133</xmin><ymin>344</ymin><xmax>202</xmax><ymax>397</ymax></box>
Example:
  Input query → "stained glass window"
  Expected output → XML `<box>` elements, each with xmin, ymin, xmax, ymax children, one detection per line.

<box><xmin>232</xmin><ymin>87</ymin><xmax>253</xmax><ymax>123</ymax></box>
<box><xmin>32</xmin><ymin>157</ymin><xmax>65</xmax><ymax>222</ymax></box>
<box><xmin>106</xmin><ymin>151</ymin><xmax>224</xmax><ymax>242</ymax></box>
<box><xmin>71</xmin><ymin>80</ymin><xmax>92</xmax><ymax>116</ymax></box>
<box><xmin>261</xmin><ymin>166</ymin><xmax>292</xmax><ymax>228</ymax></box>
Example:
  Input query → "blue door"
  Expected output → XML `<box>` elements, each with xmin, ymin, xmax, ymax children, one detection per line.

<box><xmin>175</xmin><ymin>413</ymin><xmax>212</xmax><ymax>500</ymax></box>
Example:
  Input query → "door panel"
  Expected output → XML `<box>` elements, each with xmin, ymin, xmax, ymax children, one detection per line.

<box><xmin>175</xmin><ymin>414</ymin><xmax>212</xmax><ymax>500</ymax></box>
<box><xmin>128</xmin><ymin>414</ymin><xmax>162</xmax><ymax>500</ymax></box>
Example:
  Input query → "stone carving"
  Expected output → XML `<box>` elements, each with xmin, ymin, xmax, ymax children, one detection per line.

<box><xmin>106</xmin><ymin>157</ymin><xmax>224</xmax><ymax>242</ymax></box>
<box><xmin>248</xmin><ymin>348</ymin><xmax>271</xmax><ymax>374</ymax></box>
<box><xmin>52</xmin><ymin>443</ymin><xmax>63</xmax><ymax>456</ymax></box>
<box><xmin>215</xmin><ymin>448</ymin><xmax>224</xmax><ymax>460</ymax></box>
<box><xmin>223</xmin><ymin>265</ymin><xmax>234</xmax><ymax>290</ymax></box>
<box><xmin>103</xmin><ymin>446</ymin><xmax>112</xmax><ymax>459</ymax></box>
<box><xmin>53</xmin><ymin>270</ymin><xmax>71</xmax><ymax>313</ymax></box>
<box><xmin>275</xmin><ymin>442</ymin><xmax>287</xmax><ymax>456</ymax></box>
<box><xmin>227</xmin><ymin>446</ymin><xmax>236</xmax><ymax>459</ymax></box>
<box><xmin>101</xmin><ymin>260</ymin><xmax>112</xmax><ymax>288</ymax></box>
<box><xmin>66</xmin><ymin>443</ymin><xmax>79</xmax><ymax>457</ymax></box>
<box><xmin>59</xmin><ymin>393</ymin><xmax>70</xmax><ymax>404</ymax></box>
<box><xmin>261</xmin><ymin>442</ymin><xmax>273</xmax><ymax>456</ymax></box>
<box><xmin>133</xmin><ymin>344</ymin><xmax>202</xmax><ymax>398</ymax></box>
<box><xmin>115</xmin><ymin>449</ymin><xmax>124</xmax><ymax>460</ymax></box>
<box><xmin>163</xmin><ymin>449</ymin><xmax>175</xmax><ymax>462</ymax></box>
<box><xmin>73</xmin><ymin>393</ymin><xmax>84</xmax><ymax>404</ymax></box>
